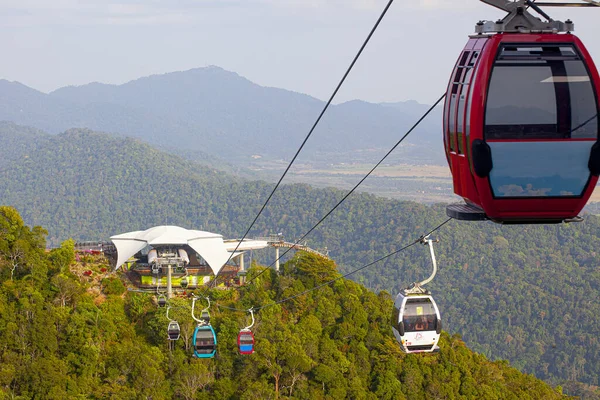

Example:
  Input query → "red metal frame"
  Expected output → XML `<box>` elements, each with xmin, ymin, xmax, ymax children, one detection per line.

<box><xmin>444</xmin><ymin>33</ymin><xmax>600</xmax><ymax>222</ymax></box>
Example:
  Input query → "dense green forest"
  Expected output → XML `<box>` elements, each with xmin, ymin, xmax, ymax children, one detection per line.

<box><xmin>1</xmin><ymin>124</ymin><xmax>600</xmax><ymax>393</ymax></box>
<box><xmin>0</xmin><ymin>206</ymin><xmax>572</xmax><ymax>399</ymax></box>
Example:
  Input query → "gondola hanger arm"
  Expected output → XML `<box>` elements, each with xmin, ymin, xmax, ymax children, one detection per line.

<box><xmin>191</xmin><ymin>295</ymin><xmax>208</xmax><ymax>324</ymax></box>
<box><xmin>477</xmin><ymin>0</ymin><xmax>576</xmax><ymax>32</ymax></box>
<box><xmin>403</xmin><ymin>235</ymin><xmax>438</xmax><ymax>295</ymax></box>
<box><xmin>417</xmin><ymin>235</ymin><xmax>438</xmax><ymax>287</ymax></box>
<box><xmin>243</xmin><ymin>308</ymin><xmax>255</xmax><ymax>331</ymax></box>
<box><xmin>191</xmin><ymin>296</ymin><xmax>200</xmax><ymax>323</ymax></box>
<box><xmin>534</xmin><ymin>0</ymin><xmax>599</xmax><ymax>6</ymax></box>
<box><xmin>480</xmin><ymin>0</ymin><xmax>524</xmax><ymax>13</ymax></box>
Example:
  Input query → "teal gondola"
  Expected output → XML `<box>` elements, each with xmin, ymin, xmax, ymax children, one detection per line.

<box><xmin>193</xmin><ymin>325</ymin><xmax>217</xmax><ymax>358</ymax></box>
<box><xmin>191</xmin><ymin>296</ymin><xmax>217</xmax><ymax>358</ymax></box>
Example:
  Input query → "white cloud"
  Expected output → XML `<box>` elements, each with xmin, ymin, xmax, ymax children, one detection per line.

<box><xmin>255</xmin><ymin>0</ymin><xmax>388</xmax><ymax>11</ymax></box>
<box><xmin>0</xmin><ymin>0</ymin><xmax>247</xmax><ymax>26</ymax></box>
<box><xmin>0</xmin><ymin>0</ymin><xmax>406</xmax><ymax>27</ymax></box>
<box><xmin>405</xmin><ymin>0</ymin><xmax>479</xmax><ymax>10</ymax></box>
<box><xmin>352</xmin><ymin>0</ymin><xmax>382</xmax><ymax>10</ymax></box>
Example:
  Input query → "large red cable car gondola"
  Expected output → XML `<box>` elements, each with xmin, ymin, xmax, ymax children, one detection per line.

<box><xmin>444</xmin><ymin>0</ymin><xmax>600</xmax><ymax>224</ymax></box>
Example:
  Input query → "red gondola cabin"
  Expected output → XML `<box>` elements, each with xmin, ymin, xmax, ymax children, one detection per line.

<box><xmin>237</xmin><ymin>330</ymin><xmax>255</xmax><ymax>355</ymax></box>
<box><xmin>444</xmin><ymin>8</ymin><xmax>600</xmax><ymax>224</ymax></box>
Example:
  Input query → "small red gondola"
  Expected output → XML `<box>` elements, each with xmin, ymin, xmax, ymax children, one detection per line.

<box><xmin>237</xmin><ymin>330</ymin><xmax>255</xmax><ymax>355</ymax></box>
<box><xmin>237</xmin><ymin>308</ymin><xmax>256</xmax><ymax>355</ymax></box>
<box><xmin>444</xmin><ymin>0</ymin><xmax>600</xmax><ymax>224</ymax></box>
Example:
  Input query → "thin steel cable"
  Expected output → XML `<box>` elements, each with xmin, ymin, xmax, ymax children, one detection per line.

<box><xmin>209</xmin><ymin>0</ymin><xmax>397</xmax><ymax>288</ymax></box>
<box><xmin>245</xmin><ymin>92</ymin><xmax>446</xmax><ymax>286</ymax></box>
<box><xmin>216</xmin><ymin>217</ymin><xmax>452</xmax><ymax>313</ymax></box>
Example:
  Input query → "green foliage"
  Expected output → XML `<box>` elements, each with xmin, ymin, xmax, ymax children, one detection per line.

<box><xmin>0</xmin><ymin>211</ymin><xmax>570</xmax><ymax>398</ymax></box>
<box><xmin>0</xmin><ymin>206</ymin><xmax>48</xmax><ymax>283</ymax></box>
<box><xmin>1</xmin><ymin>124</ymin><xmax>598</xmax><ymax>391</ymax></box>
<box><xmin>48</xmin><ymin>239</ymin><xmax>75</xmax><ymax>273</ymax></box>
<box><xmin>293</xmin><ymin>252</ymin><xmax>339</xmax><ymax>286</ymax></box>
<box><xmin>102</xmin><ymin>277</ymin><xmax>126</xmax><ymax>296</ymax></box>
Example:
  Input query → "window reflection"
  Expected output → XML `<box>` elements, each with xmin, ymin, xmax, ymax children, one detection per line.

<box><xmin>488</xmin><ymin>142</ymin><xmax>593</xmax><ymax>197</ymax></box>
<box><xmin>485</xmin><ymin>45</ymin><xmax>598</xmax><ymax>140</ymax></box>
<box><xmin>402</xmin><ymin>299</ymin><xmax>438</xmax><ymax>332</ymax></box>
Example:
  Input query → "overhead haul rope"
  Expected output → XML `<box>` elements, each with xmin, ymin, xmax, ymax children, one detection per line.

<box><xmin>209</xmin><ymin>0</ymin><xmax>397</xmax><ymax>288</ymax></box>
<box><xmin>208</xmin><ymin>91</ymin><xmax>445</xmax><ymax>290</ymax></box>
<box><xmin>216</xmin><ymin>217</ymin><xmax>452</xmax><ymax>313</ymax></box>
<box><xmin>243</xmin><ymin>93</ymin><xmax>447</xmax><ymax>286</ymax></box>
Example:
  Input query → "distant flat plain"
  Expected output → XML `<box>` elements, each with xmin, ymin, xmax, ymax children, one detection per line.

<box><xmin>294</xmin><ymin>163</ymin><xmax>451</xmax><ymax>178</ymax></box>
<box><xmin>283</xmin><ymin>163</ymin><xmax>600</xmax><ymax>206</ymax></box>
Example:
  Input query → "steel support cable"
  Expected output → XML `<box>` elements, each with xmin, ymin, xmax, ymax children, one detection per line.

<box><xmin>208</xmin><ymin>0</ymin><xmax>397</xmax><ymax>289</ymax></box>
<box><xmin>244</xmin><ymin>92</ymin><xmax>447</xmax><ymax>286</ymax></box>
<box><xmin>215</xmin><ymin>217</ymin><xmax>452</xmax><ymax>313</ymax></box>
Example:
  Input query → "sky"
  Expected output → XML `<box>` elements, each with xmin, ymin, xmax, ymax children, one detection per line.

<box><xmin>1</xmin><ymin>0</ymin><xmax>599</xmax><ymax>104</ymax></box>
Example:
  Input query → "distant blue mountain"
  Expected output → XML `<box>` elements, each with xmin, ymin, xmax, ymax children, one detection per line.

<box><xmin>0</xmin><ymin>66</ymin><xmax>445</xmax><ymax>166</ymax></box>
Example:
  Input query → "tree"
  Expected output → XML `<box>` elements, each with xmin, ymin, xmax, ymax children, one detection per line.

<box><xmin>48</xmin><ymin>239</ymin><xmax>75</xmax><ymax>273</ymax></box>
<box><xmin>176</xmin><ymin>360</ymin><xmax>214</xmax><ymax>400</ymax></box>
<box><xmin>51</xmin><ymin>273</ymin><xmax>82</xmax><ymax>307</ymax></box>
<box><xmin>0</xmin><ymin>206</ymin><xmax>47</xmax><ymax>282</ymax></box>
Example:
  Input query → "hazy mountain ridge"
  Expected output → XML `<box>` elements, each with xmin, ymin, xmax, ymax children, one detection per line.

<box><xmin>0</xmin><ymin>67</ymin><xmax>445</xmax><ymax>170</ymax></box>
<box><xmin>0</xmin><ymin>121</ymin><xmax>51</xmax><ymax>168</ymax></box>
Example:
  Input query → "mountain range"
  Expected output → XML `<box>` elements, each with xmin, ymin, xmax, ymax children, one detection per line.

<box><xmin>0</xmin><ymin>66</ymin><xmax>445</xmax><ymax>173</ymax></box>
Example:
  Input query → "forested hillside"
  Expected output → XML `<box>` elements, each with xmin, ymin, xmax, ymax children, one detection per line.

<box><xmin>1</xmin><ymin>125</ymin><xmax>600</xmax><ymax>392</ymax></box>
<box><xmin>0</xmin><ymin>207</ymin><xmax>569</xmax><ymax>399</ymax></box>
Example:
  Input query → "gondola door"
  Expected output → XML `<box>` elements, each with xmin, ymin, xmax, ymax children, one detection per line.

<box><xmin>445</xmin><ymin>37</ymin><xmax>489</xmax><ymax>208</ymax></box>
<box><xmin>475</xmin><ymin>35</ymin><xmax>600</xmax><ymax>222</ymax></box>
<box><xmin>193</xmin><ymin>325</ymin><xmax>217</xmax><ymax>358</ymax></box>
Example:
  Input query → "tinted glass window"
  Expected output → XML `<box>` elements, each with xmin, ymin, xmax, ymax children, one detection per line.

<box><xmin>452</xmin><ymin>69</ymin><xmax>464</xmax><ymax>94</ymax></box>
<box><xmin>465</xmin><ymin>52</ymin><xmax>480</xmax><ymax>150</ymax></box>
<box><xmin>449</xmin><ymin>93</ymin><xmax>457</xmax><ymax>151</ymax></box>
<box><xmin>485</xmin><ymin>44</ymin><xmax>598</xmax><ymax>140</ymax></box>
<box><xmin>451</xmin><ymin>51</ymin><xmax>470</xmax><ymax>94</ymax></box>
<box><xmin>488</xmin><ymin>141</ymin><xmax>594</xmax><ymax>197</ymax></box>
<box><xmin>457</xmin><ymin>88</ymin><xmax>468</xmax><ymax>154</ymax></box>
<box><xmin>565</xmin><ymin>61</ymin><xmax>598</xmax><ymax>138</ymax></box>
<box><xmin>402</xmin><ymin>298</ymin><xmax>438</xmax><ymax>332</ymax></box>
<box><xmin>444</xmin><ymin>89</ymin><xmax>452</xmax><ymax>152</ymax></box>
<box><xmin>448</xmin><ymin>51</ymin><xmax>472</xmax><ymax>152</ymax></box>
<box><xmin>239</xmin><ymin>334</ymin><xmax>254</xmax><ymax>345</ymax></box>
<box><xmin>196</xmin><ymin>329</ymin><xmax>214</xmax><ymax>341</ymax></box>
<box><xmin>195</xmin><ymin>328</ymin><xmax>216</xmax><ymax>353</ymax></box>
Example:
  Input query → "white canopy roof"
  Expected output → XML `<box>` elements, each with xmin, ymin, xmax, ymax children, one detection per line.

<box><xmin>224</xmin><ymin>239</ymin><xmax>269</xmax><ymax>252</ymax></box>
<box><xmin>110</xmin><ymin>225</ymin><xmax>235</xmax><ymax>275</ymax></box>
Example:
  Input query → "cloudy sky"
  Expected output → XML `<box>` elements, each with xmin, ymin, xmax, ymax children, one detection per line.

<box><xmin>1</xmin><ymin>0</ymin><xmax>599</xmax><ymax>103</ymax></box>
